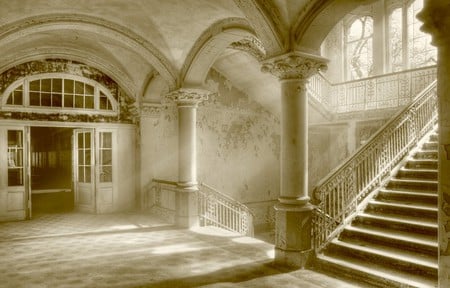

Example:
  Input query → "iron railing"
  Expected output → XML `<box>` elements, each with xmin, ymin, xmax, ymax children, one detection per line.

<box><xmin>198</xmin><ymin>183</ymin><xmax>254</xmax><ymax>236</ymax></box>
<box><xmin>312</xmin><ymin>80</ymin><xmax>437</xmax><ymax>252</ymax></box>
<box><xmin>308</xmin><ymin>65</ymin><xmax>436</xmax><ymax>114</ymax></box>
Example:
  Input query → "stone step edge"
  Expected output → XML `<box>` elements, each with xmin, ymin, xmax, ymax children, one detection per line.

<box><xmin>357</xmin><ymin>213</ymin><xmax>438</xmax><ymax>229</ymax></box>
<box><xmin>330</xmin><ymin>239</ymin><xmax>438</xmax><ymax>271</ymax></box>
<box><xmin>378</xmin><ymin>189</ymin><xmax>438</xmax><ymax>198</ymax></box>
<box><xmin>368</xmin><ymin>200</ymin><xmax>438</xmax><ymax>212</ymax></box>
<box><xmin>315</xmin><ymin>254</ymin><xmax>437</xmax><ymax>288</ymax></box>
<box><xmin>343</xmin><ymin>225</ymin><xmax>438</xmax><ymax>249</ymax></box>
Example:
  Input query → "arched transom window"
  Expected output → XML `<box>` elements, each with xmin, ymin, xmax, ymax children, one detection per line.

<box><xmin>2</xmin><ymin>73</ymin><xmax>117</xmax><ymax>115</ymax></box>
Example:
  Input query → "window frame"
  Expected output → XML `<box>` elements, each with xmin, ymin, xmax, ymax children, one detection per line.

<box><xmin>1</xmin><ymin>73</ymin><xmax>118</xmax><ymax>116</ymax></box>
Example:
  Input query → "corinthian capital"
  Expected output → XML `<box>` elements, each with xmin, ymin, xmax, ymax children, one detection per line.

<box><xmin>261</xmin><ymin>51</ymin><xmax>328</xmax><ymax>80</ymax></box>
<box><xmin>417</xmin><ymin>0</ymin><xmax>450</xmax><ymax>47</ymax></box>
<box><xmin>166</xmin><ymin>88</ymin><xmax>211</xmax><ymax>106</ymax></box>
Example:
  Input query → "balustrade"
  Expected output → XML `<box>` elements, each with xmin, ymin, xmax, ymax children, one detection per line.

<box><xmin>308</xmin><ymin>66</ymin><xmax>436</xmax><ymax>114</ymax></box>
<box><xmin>312</xmin><ymin>80</ymin><xmax>437</xmax><ymax>252</ymax></box>
<box><xmin>198</xmin><ymin>183</ymin><xmax>254</xmax><ymax>236</ymax></box>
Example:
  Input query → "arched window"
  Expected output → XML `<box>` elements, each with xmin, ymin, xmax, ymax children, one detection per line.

<box><xmin>1</xmin><ymin>73</ymin><xmax>117</xmax><ymax>115</ymax></box>
<box><xmin>346</xmin><ymin>16</ymin><xmax>374</xmax><ymax>80</ymax></box>
<box><xmin>387</xmin><ymin>0</ymin><xmax>436</xmax><ymax>71</ymax></box>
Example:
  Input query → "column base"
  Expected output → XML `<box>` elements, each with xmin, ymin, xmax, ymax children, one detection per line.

<box><xmin>274</xmin><ymin>202</ymin><xmax>314</xmax><ymax>269</ymax></box>
<box><xmin>175</xmin><ymin>188</ymin><xmax>199</xmax><ymax>229</ymax></box>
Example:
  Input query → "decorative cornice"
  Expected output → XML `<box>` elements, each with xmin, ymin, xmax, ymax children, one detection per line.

<box><xmin>141</xmin><ymin>103</ymin><xmax>162</xmax><ymax>118</ymax></box>
<box><xmin>261</xmin><ymin>51</ymin><xmax>328</xmax><ymax>80</ymax></box>
<box><xmin>165</xmin><ymin>88</ymin><xmax>211</xmax><ymax>106</ymax></box>
<box><xmin>229</xmin><ymin>37</ymin><xmax>266</xmax><ymax>61</ymax></box>
<box><xmin>417</xmin><ymin>0</ymin><xmax>450</xmax><ymax>47</ymax></box>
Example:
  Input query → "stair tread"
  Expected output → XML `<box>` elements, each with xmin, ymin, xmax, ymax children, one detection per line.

<box><xmin>379</xmin><ymin>189</ymin><xmax>438</xmax><ymax>197</ymax></box>
<box><xmin>317</xmin><ymin>254</ymin><xmax>438</xmax><ymax>288</ymax></box>
<box><xmin>358</xmin><ymin>212</ymin><xmax>438</xmax><ymax>227</ymax></box>
<box><xmin>330</xmin><ymin>239</ymin><xmax>438</xmax><ymax>269</ymax></box>
<box><xmin>390</xmin><ymin>178</ymin><xmax>438</xmax><ymax>184</ymax></box>
<box><xmin>344</xmin><ymin>225</ymin><xmax>438</xmax><ymax>247</ymax></box>
<box><xmin>369</xmin><ymin>200</ymin><xmax>438</xmax><ymax>211</ymax></box>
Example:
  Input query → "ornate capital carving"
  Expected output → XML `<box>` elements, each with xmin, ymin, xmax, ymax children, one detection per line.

<box><xmin>261</xmin><ymin>51</ymin><xmax>328</xmax><ymax>80</ymax></box>
<box><xmin>165</xmin><ymin>88</ymin><xmax>210</xmax><ymax>106</ymax></box>
<box><xmin>417</xmin><ymin>0</ymin><xmax>450</xmax><ymax>47</ymax></box>
<box><xmin>140</xmin><ymin>103</ymin><xmax>162</xmax><ymax>118</ymax></box>
<box><xmin>229</xmin><ymin>38</ymin><xmax>266</xmax><ymax>61</ymax></box>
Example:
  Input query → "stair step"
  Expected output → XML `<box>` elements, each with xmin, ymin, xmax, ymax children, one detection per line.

<box><xmin>386</xmin><ymin>178</ymin><xmax>437</xmax><ymax>192</ymax></box>
<box><xmin>341</xmin><ymin>225</ymin><xmax>438</xmax><ymax>256</ymax></box>
<box><xmin>405</xmin><ymin>159</ymin><xmax>437</xmax><ymax>169</ymax></box>
<box><xmin>422</xmin><ymin>142</ymin><xmax>438</xmax><ymax>150</ymax></box>
<box><xmin>414</xmin><ymin>150</ymin><xmax>438</xmax><ymax>160</ymax></box>
<box><xmin>326</xmin><ymin>239</ymin><xmax>437</xmax><ymax>278</ymax></box>
<box><xmin>354</xmin><ymin>213</ymin><xmax>437</xmax><ymax>235</ymax></box>
<box><xmin>367</xmin><ymin>200</ymin><xmax>437</xmax><ymax>219</ymax></box>
<box><xmin>377</xmin><ymin>189</ymin><xmax>437</xmax><ymax>205</ymax></box>
<box><xmin>429</xmin><ymin>134</ymin><xmax>438</xmax><ymax>142</ymax></box>
<box><xmin>315</xmin><ymin>254</ymin><xmax>438</xmax><ymax>288</ymax></box>
<box><xmin>396</xmin><ymin>168</ymin><xmax>437</xmax><ymax>180</ymax></box>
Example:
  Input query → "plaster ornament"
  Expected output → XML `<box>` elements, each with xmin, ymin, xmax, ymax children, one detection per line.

<box><xmin>141</xmin><ymin>103</ymin><xmax>162</xmax><ymax>118</ymax></box>
<box><xmin>261</xmin><ymin>52</ymin><xmax>328</xmax><ymax>80</ymax></box>
<box><xmin>166</xmin><ymin>88</ymin><xmax>211</xmax><ymax>106</ymax></box>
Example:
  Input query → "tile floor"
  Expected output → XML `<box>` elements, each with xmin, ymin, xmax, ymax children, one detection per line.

<box><xmin>0</xmin><ymin>212</ymin><xmax>367</xmax><ymax>288</ymax></box>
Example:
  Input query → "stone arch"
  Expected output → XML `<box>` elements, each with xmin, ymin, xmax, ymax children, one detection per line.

<box><xmin>293</xmin><ymin>0</ymin><xmax>371</xmax><ymax>54</ymax></box>
<box><xmin>181</xmin><ymin>17</ymin><xmax>262</xmax><ymax>88</ymax></box>
<box><xmin>0</xmin><ymin>47</ymin><xmax>136</xmax><ymax>100</ymax></box>
<box><xmin>0</xmin><ymin>13</ymin><xmax>178</xmax><ymax>91</ymax></box>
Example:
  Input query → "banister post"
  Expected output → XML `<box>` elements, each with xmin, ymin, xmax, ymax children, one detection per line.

<box><xmin>262</xmin><ymin>51</ymin><xmax>328</xmax><ymax>268</ymax></box>
<box><xmin>166</xmin><ymin>88</ymin><xmax>211</xmax><ymax>228</ymax></box>
<box><xmin>418</xmin><ymin>2</ymin><xmax>450</xmax><ymax>287</ymax></box>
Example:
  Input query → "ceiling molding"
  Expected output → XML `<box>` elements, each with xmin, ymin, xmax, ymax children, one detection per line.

<box><xmin>0</xmin><ymin>13</ymin><xmax>177</xmax><ymax>91</ymax></box>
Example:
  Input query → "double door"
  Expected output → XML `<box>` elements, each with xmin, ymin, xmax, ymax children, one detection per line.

<box><xmin>0</xmin><ymin>126</ymin><xmax>115</xmax><ymax>221</ymax></box>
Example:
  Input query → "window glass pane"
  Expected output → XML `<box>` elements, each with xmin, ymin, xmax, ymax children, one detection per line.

<box><xmin>346</xmin><ymin>16</ymin><xmax>374</xmax><ymax>80</ymax></box>
<box><xmin>78</xmin><ymin>133</ymin><xmax>84</xmax><ymax>148</ymax></box>
<box><xmin>78</xmin><ymin>150</ymin><xmax>84</xmax><ymax>165</ymax></box>
<box><xmin>85</xmin><ymin>149</ymin><xmax>91</xmax><ymax>165</ymax></box>
<box><xmin>78</xmin><ymin>167</ymin><xmax>84</xmax><ymax>183</ymax></box>
<box><xmin>75</xmin><ymin>95</ymin><xmax>84</xmax><ymax>108</ymax></box>
<box><xmin>30</xmin><ymin>92</ymin><xmax>40</xmax><ymax>106</ymax></box>
<box><xmin>85</xmin><ymin>84</ymin><xmax>94</xmax><ymax>95</ymax></box>
<box><xmin>100</xmin><ymin>96</ymin><xmax>108</xmax><ymax>110</ymax></box>
<box><xmin>85</xmin><ymin>167</ymin><xmax>91</xmax><ymax>183</ymax></box>
<box><xmin>100</xmin><ymin>166</ymin><xmax>112</xmax><ymax>183</ymax></box>
<box><xmin>389</xmin><ymin>8</ymin><xmax>403</xmax><ymax>72</ymax></box>
<box><xmin>30</xmin><ymin>80</ymin><xmax>40</xmax><ymax>91</ymax></box>
<box><xmin>101</xmin><ymin>133</ymin><xmax>112</xmax><ymax>148</ymax></box>
<box><xmin>75</xmin><ymin>81</ymin><xmax>84</xmax><ymax>94</ymax></box>
<box><xmin>41</xmin><ymin>92</ymin><xmax>51</xmax><ymax>106</ymax></box>
<box><xmin>85</xmin><ymin>96</ymin><xmax>94</xmax><ymax>109</ymax></box>
<box><xmin>64</xmin><ymin>79</ymin><xmax>74</xmax><ymax>93</ymax></box>
<box><xmin>102</xmin><ymin>150</ymin><xmax>112</xmax><ymax>165</ymax></box>
<box><xmin>52</xmin><ymin>78</ymin><xmax>62</xmax><ymax>93</ymax></box>
<box><xmin>41</xmin><ymin>79</ymin><xmax>51</xmax><ymax>92</ymax></box>
<box><xmin>52</xmin><ymin>93</ymin><xmax>62</xmax><ymax>107</ymax></box>
<box><xmin>14</xmin><ymin>90</ymin><xmax>23</xmax><ymax>105</ymax></box>
<box><xmin>6</xmin><ymin>94</ymin><xmax>12</xmax><ymax>104</ymax></box>
<box><xmin>8</xmin><ymin>130</ymin><xmax>23</xmax><ymax>186</ymax></box>
<box><xmin>85</xmin><ymin>133</ymin><xmax>91</xmax><ymax>148</ymax></box>
<box><xmin>64</xmin><ymin>94</ymin><xmax>73</xmax><ymax>107</ymax></box>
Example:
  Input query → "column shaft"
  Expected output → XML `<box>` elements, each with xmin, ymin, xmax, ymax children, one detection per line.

<box><xmin>280</xmin><ymin>79</ymin><xmax>309</xmax><ymax>204</ymax></box>
<box><xmin>178</xmin><ymin>105</ymin><xmax>197</xmax><ymax>188</ymax></box>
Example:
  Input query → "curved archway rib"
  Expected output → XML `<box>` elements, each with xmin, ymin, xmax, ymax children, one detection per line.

<box><xmin>0</xmin><ymin>13</ymin><xmax>178</xmax><ymax>90</ymax></box>
<box><xmin>181</xmin><ymin>17</ymin><xmax>261</xmax><ymax>88</ymax></box>
<box><xmin>294</xmin><ymin>0</ymin><xmax>368</xmax><ymax>53</ymax></box>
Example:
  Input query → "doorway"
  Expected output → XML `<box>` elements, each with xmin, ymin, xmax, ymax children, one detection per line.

<box><xmin>30</xmin><ymin>127</ymin><xmax>74</xmax><ymax>213</ymax></box>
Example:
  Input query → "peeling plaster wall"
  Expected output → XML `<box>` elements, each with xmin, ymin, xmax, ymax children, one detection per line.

<box><xmin>309</xmin><ymin>125</ymin><xmax>349</xmax><ymax>194</ymax></box>
<box><xmin>139</xmin><ymin>106</ymin><xmax>178</xmax><ymax>206</ymax></box>
<box><xmin>321</xmin><ymin>21</ymin><xmax>344</xmax><ymax>83</ymax></box>
<box><xmin>197</xmin><ymin>70</ymin><xmax>281</xmax><ymax>228</ymax></box>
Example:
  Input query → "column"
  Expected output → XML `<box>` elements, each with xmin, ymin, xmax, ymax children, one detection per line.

<box><xmin>166</xmin><ymin>88</ymin><xmax>210</xmax><ymax>228</ymax></box>
<box><xmin>418</xmin><ymin>2</ymin><xmax>450</xmax><ymax>287</ymax></box>
<box><xmin>261</xmin><ymin>51</ymin><xmax>328</xmax><ymax>268</ymax></box>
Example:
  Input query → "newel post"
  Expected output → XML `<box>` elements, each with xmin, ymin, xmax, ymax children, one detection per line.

<box><xmin>261</xmin><ymin>51</ymin><xmax>328</xmax><ymax>268</ymax></box>
<box><xmin>166</xmin><ymin>88</ymin><xmax>211</xmax><ymax>228</ymax></box>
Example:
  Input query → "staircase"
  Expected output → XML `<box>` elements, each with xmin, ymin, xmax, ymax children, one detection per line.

<box><xmin>315</xmin><ymin>128</ymin><xmax>438</xmax><ymax>288</ymax></box>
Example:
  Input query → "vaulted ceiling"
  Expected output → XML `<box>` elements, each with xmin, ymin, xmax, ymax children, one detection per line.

<box><xmin>0</xmin><ymin>0</ymin><xmax>369</xmax><ymax>116</ymax></box>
